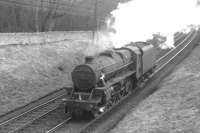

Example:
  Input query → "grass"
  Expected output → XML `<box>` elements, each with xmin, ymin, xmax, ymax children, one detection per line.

<box><xmin>110</xmin><ymin>44</ymin><xmax>200</xmax><ymax>133</ymax></box>
<box><xmin>0</xmin><ymin>31</ymin><xmax>112</xmax><ymax>116</ymax></box>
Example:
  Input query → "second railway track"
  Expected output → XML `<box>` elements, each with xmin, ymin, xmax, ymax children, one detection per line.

<box><xmin>0</xmin><ymin>88</ymin><xmax>67</xmax><ymax>133</ymax></box>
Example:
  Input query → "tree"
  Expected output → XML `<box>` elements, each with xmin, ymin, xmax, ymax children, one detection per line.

<box><xmin>35</xmin><ymin>0</ymin><xmax>42</xmax><ymax>32</ymax></box>
<box><xmin>35</xmin><ymin>0</ymin><xmax>65</xmax><ymax>32</ymax></box>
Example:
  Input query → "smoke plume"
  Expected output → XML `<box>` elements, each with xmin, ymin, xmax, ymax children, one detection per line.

<box><xmin>108</xmin><ymin>0</ymin><xmax>200</xmax><ymax>48</ymax></box>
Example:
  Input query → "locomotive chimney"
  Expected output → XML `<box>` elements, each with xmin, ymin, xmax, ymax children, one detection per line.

<box><xmin>85</xmin><ymin>56</ymin><xmax>94</xmax><ymax>63</ymax></box>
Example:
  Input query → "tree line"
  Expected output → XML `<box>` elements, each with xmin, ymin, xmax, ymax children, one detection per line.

<box><xmin>0</xmin><ymin>0</ymin><xmax>98</xmax><ymax>32</ymax></box>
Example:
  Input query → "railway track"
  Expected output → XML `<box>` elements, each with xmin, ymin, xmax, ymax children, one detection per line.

<box><xmin>25</xmin><ymin>31</ymin><xmax>197</xmax><ymax>133</ymax></box>
<box><xmin>0</xmin><ymin>88</ymin><xmax>67</xmax><ymax>133</ymax></box>
<box><xmin>79</xmin><ymin>30</ymin><xmax>199</xmax><ymax>133</ymax></box>
<box><xmin>0</xmin><ymin>30</ymin><xmax>197</xmax><ymax>133</ymax></box>
<box><xmin>45</xmin><ymin>115</ymin><xmax>72</xmax><ymax>133</ymax></box>
<box><xmin>156</xmin><ymin>31</ymin><xmax>195</xmax><ymax>67</ymax></box>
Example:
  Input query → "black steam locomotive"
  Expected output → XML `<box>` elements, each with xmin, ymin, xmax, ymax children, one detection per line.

<box><xmin>63</xmin><ymin>42</ymin><xmax>157</xmax><ymax>118</ymax></box>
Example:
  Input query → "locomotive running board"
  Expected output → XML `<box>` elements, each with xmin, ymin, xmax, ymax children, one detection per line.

<box><xmin>104</xmin><ymin>70</ymin><xmax>136</xmax><ymax>88</ymax></box>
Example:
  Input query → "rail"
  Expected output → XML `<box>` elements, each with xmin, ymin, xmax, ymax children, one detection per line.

<box><xmin>79</xmin><ymin>30</ymin><xmax>199</xmax><ymax>133</ymax></box>
<box><xmin>0</xmin><ymin>88</ymin><xmax>67</xmax><ymax>133</ymax></box>
<box><xmin>156</xmin><ymin>31</ymin><xmax>193</xmax><ymax>65</ymax></box>
<box><xmin>0</xmin><ymin>30</ymin><xmax>197</xmax><ymax>133</ymax></box>
<box><xmin>41</xmin><ymin>31</ymin><xmax>198</xmax><ymax>133</ymax></box>
<box><xmin>45</xmin><ymin>115</ymin><xmax>72</xmax><ymax>133</ymax></box>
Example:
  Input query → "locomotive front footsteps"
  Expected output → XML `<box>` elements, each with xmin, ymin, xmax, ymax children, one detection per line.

<box><xmin>63</xmin><ymin>42</ymin><xmax>157</xmax><ymax>119</ymax></box>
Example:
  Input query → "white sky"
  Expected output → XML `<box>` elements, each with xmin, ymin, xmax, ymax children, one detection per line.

<box><xmin>109</xmin><ymin>0</ymin><xmax>200</xmax><ymax>48</ymax></box>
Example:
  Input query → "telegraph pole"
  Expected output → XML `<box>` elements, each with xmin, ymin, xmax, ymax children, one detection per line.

<box><xmin>70</xmin><ymin>0</ymin><xmax>75</xmax><ymax>30</ymax></box>
<box><xmin>93</xmin><ymin>0</ymin><xmax>98</xmax><ymax>43</ymax></box>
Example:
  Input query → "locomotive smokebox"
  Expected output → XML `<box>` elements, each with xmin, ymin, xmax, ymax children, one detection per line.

<box><xmin>72</xmin><ymin>64</ymin><xmax>97</xmax><ymax>92</ymax></box>
<box><xmin>71</xmin><ymin>49</ymin><xmax>134</xmax><ymax>92</ymax></box>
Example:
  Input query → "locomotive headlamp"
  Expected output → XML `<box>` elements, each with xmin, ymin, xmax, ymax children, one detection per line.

<box><xmin>62</xmin><ymin>98</ymin><xmax>67</xmax><ymax>102</ymax></box>
<box><xmin>100</xmin><ymin>72</ymin><xmax>106</xmax><ymax>86</ymax></box>
<box><xmin>99</xmin><ymin>106</ymin><xmax>105</xmax><ymax>113</ymax></box>
<box><xmin>100</xmin><ymin>73</ymin><xmax>105</xmax><ymax>81</ymax></box>
<box><xmin>78</xmin><ymin>94</ymin><xmax>82</xmax><ymax>101</ymax></box>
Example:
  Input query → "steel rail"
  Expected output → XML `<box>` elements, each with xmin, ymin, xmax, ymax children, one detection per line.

<box><xmin>156</xmin><ymin>31</ymin><xmax>198</xmax><ymax>73</ymax></box>
<box><xmin>0</xmin><ymin>30</ymin><xmax>92</xmax><ymax>131</ymax></box>
<box><xmin>79</xmin><ymin>30</ymin><xmax>199</xmax><ymax>133</ymax></box>
<box><xmin>157</xmin><ymin>32</ymin><xmax>194</xmax><ymax>67</ymax></box>
<box><xmin>156</xmin><ymin>32</ymin><xmax>195</xmax><ymax>69</ymax></box>
<box><xmin>0</xmin><ymin>31</ymin><xmax>192</xmax><ymax>133</ymax></box>
<box><xmin>0</xmin><ymin>88</ymin><xmax>67</xmax><ymax>133</ymax></box>
<box><xmin>45</xmin><ymin>115</ymin><xmax>72</xmax><ymax>133</ymax></box>
<box><xmin>5</xmin><ymin>108</ymin><xmax>58</xmax><ymax>133</ymax></box>
<box><xmin>0</xmin><ymin>30</ymin><xmax>92</xmax><ymax>132</ymax></box>
<box><xmin>42</xmin><ymin>32</ymin><xmax>195</xmax><ymax>133</ymax></box>
<box><xmin>156</xmin><ymin>31</ymin><xmax>193</xmax><ymax>65</ymax></box>
<box><xmin>174</xmin><ymin>33</ymin><xmax>187</xmax><ymax>44</ymax></box>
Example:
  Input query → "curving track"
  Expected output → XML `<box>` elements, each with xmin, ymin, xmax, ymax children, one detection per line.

<box><xmin>80</xmin><ymin>30</ymin><xmax>200</xmax><ymax>133</ymax></box>
<box><xmin>28</xmin><ymin>31</ymin><xmax>198</xmax><ymax>133</ymax></box>
<box><xmin>156</xmin><ymin>31</ymin><xmax>195</xmax><ymax>67</ymax></box>
<box><xmin>0</xmin><ymin>30</ymin><xmax>198</xmax><ymax>133</ymax></box>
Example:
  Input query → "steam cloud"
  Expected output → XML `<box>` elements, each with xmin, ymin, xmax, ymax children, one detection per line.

<box><xmin>108</xmin><ymin>0</ymin><xmax>200</xmax><ymax>48</ymax></box>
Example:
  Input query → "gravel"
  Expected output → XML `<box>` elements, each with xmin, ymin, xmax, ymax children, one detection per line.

<box><xmin>110</xmin><ymin>44</ymin><xmax>200</xmax><ymax>133</ymax></box>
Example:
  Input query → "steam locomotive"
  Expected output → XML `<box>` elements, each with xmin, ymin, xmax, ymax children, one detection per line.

<box><xmin>63</xmin><ymin>41</ymin><xmax>157</xmax><ymax>118</ymax></box>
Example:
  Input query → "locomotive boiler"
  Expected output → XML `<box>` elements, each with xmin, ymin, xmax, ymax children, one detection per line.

<box><xmin>64</xmin><ymin>42</ymin><xmax>157</xmax><ymax>118</ymax></box>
